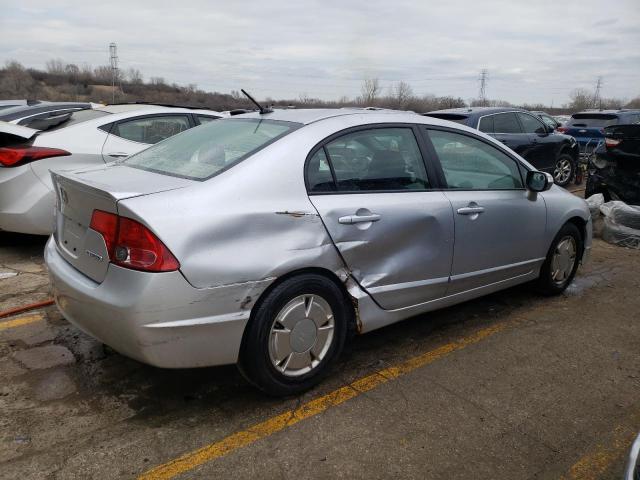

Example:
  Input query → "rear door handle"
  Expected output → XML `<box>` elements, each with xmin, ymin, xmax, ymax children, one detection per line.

<box><xmin>457</xmin><ymin>206</ymin><xmax>485</xmax><ymax>215</ymax></box>
<box><xmin>339</xmin><ymin>213</ymin><xmax>381</xmax><ymax>224</ymax></box>
<box><xmin>107</xmin><ymin>152</ymin><xmax>129</xmax><ymax>158</ymax></box>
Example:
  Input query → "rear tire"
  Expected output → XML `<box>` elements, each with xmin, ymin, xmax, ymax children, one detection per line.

<box><xmin>553</xmin><ymin>153</ymin><xmax>575</xmax><ymax>187</ymax></box>
<box><xmin>238</xmin><ymin>274</ymin><xmax>350</xmax><ymax>396</ymax></box>
<box><xmin>536</xmin><ymin>223</ymin><xmax>583</xmax><ymax>295</ymax></box>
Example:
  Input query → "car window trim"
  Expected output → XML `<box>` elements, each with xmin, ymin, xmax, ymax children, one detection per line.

<box><xmin>304</xmin><ymin>123</ymin><xmax>439</xmax><ymax>195</ymax></box>
<box><xmin>105</xmin><ymin>113</ymin><xmax>194</xmax><ymax>145</ymax></box>
<box><xmin>476</xmin><ymin>111</ymin><xmax>524</xmax><ymax>135</ymax></box>
<box><xmin>420</xmin><ymin>125</ymin><xmax>528</xmax><ymax>191</ymax></box>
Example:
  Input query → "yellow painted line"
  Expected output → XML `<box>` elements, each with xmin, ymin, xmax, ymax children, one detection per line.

<box><xmin>0</xmin><ymin>313</ymin><xmax>44</xmax><ymax>332</ymax></box>
<box><xmin>562</xmin><ymin>419</ymin><xmax>640</xmax><ymax>480</ymax></box>
<box><xmin>138</xmin><ymin>321</ymin><xmax>508</xmax><ymax>480</ymax></box>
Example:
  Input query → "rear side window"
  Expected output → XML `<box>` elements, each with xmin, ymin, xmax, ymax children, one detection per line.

<box><xmin>518</xmin><ymin>113</ymin><xmax>546</xmax><ymax>134</ymax></box>
<box><xmin>307</xmin><ymin>149</ymin><xmax>335</xmax><ymax>192</ymax></box>
<box><xmin>493</xmin><ymin>113</ymin><xmax>522</xmax><ymax>134</ymax></box>
<box><xmin>478</xmin><ymin>116</ymin><xmax>494</xmax><ymax>133</ymax></box>
<box><xmin>196</xmin><ymin>114</ymin><xmax>220</xmax><ymax>124</ymax></box>
<box><xmin>308</xmin><ymin>127</ymin><xmax>430</xmax><ymax>193</ymax></box>
<box><xmin>428</xmin><ymin>130</ymin><xmax>523</xmax><ymax>190</ymax></box>
<box><xmin>113</xmin><ymin>115</ymin><xmax>191</xmax><ymax>144</ymax></box>
<box><xmin>125</xmin><ymin>118</ymin><xmax>298</xmax><ymax>180</ymax></box>
<box><xmin>568</xmin><ymin>114</ymin><xmax>619</xmax><ymax>128</ymax></box>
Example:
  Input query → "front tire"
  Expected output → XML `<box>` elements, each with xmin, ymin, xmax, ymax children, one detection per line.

<box><xmin>553</xmin><ymin>153</ymin><xmax>575</xmax><ymax>187</ymax></box>
<box><xmin>238</xmin><ymin>274</ymin><xmax>350</xmax><ymax>396</ymax></box>
<box><xmin>537</xmin><ymin>223</ymin><xmax>583</xmax><ymax>295</ymax></box>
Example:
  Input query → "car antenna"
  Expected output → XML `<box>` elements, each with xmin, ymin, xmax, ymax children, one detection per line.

<box><xmin>241</xmin><ymin>89</ymin><xmax>273</xmax><ymax>114</ymax></box>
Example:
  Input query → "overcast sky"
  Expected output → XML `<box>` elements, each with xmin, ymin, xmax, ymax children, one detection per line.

<box><xmin>1</xmin><ymin>0</ymin><xmax>639</xmax><ymax>105</ymax></box>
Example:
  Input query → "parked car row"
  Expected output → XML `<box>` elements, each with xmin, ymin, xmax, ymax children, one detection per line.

<box><xmin>0</xmin><ymin>103</ymin><xmax>225</xmax><ymax>234</ymax></box>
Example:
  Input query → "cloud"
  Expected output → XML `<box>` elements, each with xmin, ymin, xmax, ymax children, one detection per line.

<box><xmin>0</xmin><ymin>0</ymin><xmax>638</xmax><ymax>104</ymax></box>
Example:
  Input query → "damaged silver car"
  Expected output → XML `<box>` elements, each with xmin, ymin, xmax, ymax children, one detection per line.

<box><xmin>45</xmin><ymin>109</ymin><xmax>592</xmax><ymax>395</ymax></box>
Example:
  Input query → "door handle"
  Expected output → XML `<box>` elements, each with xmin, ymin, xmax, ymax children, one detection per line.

<box><xmin>107</xmin><ymin>152</ymin><xmax>129</xmax><ymax>158</ymax></box>
<box><xmin>457</xmin><ymin>206</ymin><xmax>485</xmax><ymax>215</ymax></box>
<box><xmin>338</xmin><ymin>213</ymin><xmax>381</xmax><ymax>224</ymax></box>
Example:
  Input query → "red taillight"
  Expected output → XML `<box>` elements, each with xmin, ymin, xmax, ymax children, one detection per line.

<box><xmin>0</xmin><ymin>145</ymin><xmax>70</xmax><ymax>167</ymax></box>
<box><xmin>605</xmin><ymin>137</ymin><xmax>621</xmax><ymax>148</ymax></box>
<box><xmin>556</xmin><ymin>126</ymin><xmax>568</xmax><ymax>134</ymax></box>
<box><xmin>89</xmin><ymin>210</ymin><xmax>119</xmax><ymax>256</ymax></box>
<box><xmin>89</xmin><ymin>210</ymin><xmax>179</xmax><ymax>272</ymax></box>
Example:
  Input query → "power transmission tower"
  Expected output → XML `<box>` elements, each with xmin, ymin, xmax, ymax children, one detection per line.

<box><xmin>478</xmin><ymin>69</ymin><xmax>488</xmax><ymax>106</ymax></box>
<box><xmin>593</xmin><ymin>77</ymin><xmax>603</xmax><ymax>109</ymax></box>
<box><xmin>109</xmin><ymin>43</ymin><xmax>119</xmax><ymax>103</ymax></box>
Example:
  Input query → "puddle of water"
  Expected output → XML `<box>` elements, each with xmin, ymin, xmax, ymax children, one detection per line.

<box><xmin>565</xmin><ymin>274</ymin><xmax>604</xmax><ymax>296</ymax></box>
<box><xmin>0</xmin><ymin>272</ymin><xmax>18</xmax><ymax>280</ymax></box>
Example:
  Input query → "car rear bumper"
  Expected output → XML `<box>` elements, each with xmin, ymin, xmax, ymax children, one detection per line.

<box><xmin>0</xmin><ymin>165</ymin><xmax>55</xmax><ymax>235</ymax></box>
<box><xmin>45</xmin><ymin>237</ymin><xmax>273</xmax><ymax>368</ymax></box>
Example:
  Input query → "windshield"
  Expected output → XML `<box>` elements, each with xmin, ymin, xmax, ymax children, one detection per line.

<box><xmin>568</xmin><ymin>114</ymin><xmax>619</xmax><ymax>128</ymax></box>
<box><xmin>124</xmin><ymin>118</ymin><xmax>300</xmax><ymax>180</ymax></box>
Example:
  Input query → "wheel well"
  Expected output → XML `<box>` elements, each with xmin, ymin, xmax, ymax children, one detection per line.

<box><xmin>566</xmin><ymin>216</ymin><xmax>587</xmax><ymax>256</ymax></box>
<box><xmin>240</xmin><ymin>267</ymin><xmax>358</xmax><ymax>351</ymax></box>
<box><xmin>559</xmin><ymin>145</ymin><xmax>578</xmax><ymax>162</ymax></box>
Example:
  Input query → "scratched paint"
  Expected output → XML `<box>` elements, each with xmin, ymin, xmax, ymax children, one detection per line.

<box><xmin>138</xmin><ymin>321</ymin><xmax>508</xmax><ymax>480</ymax></box>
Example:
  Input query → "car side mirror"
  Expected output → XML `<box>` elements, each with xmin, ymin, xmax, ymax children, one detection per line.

<box><xmin>526</xmin><ymin>171</ymin><xmax>553</xmax><ymax>192</ymax></box>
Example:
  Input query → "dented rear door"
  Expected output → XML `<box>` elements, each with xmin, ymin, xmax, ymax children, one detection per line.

<box><xmin>310</xmin><ymin>192</ymin><xmax>454</xmax><ymax>310</ymax></box>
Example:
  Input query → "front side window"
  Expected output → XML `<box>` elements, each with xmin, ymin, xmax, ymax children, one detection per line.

<box><xmin>428</xmin><ymin>130</ymin><xmax>524</xmax><ymax>190</ymax></box>
<box><xmin>125</xmin><ymin>118</ymin><xmax>298</xmax><ymax>180</ymax></box>
<box><xmin>518</xmin><ymin>113</ymin><xmax>546</xmax><ymax>134</ymax></box>
<box><xmin>493</xmin><ymin>113</ymin><xmax>522</xmax><ymax>134</ymax></box>
<box><xmin>309</xmin><ymin>127</ymin><xmax>430</xmax><ymax>192</ymax></box>
<box><xmin>113</xmin><ymin>115</ymin><xmax>191</xmax><ymax>144</ymax></box>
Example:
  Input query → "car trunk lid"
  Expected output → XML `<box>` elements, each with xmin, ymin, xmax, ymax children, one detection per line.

<box><xmin>51</xmin><ymin>164</ymin><xmax>193</xmax><ymax>283</ymax></box>
<box><xmin>0</xmin><ymin>121</ymin><xmax>38</xmax><ymax>147</ymax></box>
<box><xmin>605</xmin><ymin>124</ymin><xmax>640</xmax><ymax>160</ymax></box>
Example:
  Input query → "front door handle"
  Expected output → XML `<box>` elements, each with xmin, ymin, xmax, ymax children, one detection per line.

<box><xmin>339</xmin><ymin>213</ymin><xmax>381</xmax><ymax>224</ymax></box>
<box><xmin>457</xmin><ymin>206</ymin><xmax>485</xmax><ymax>215</ymax></box>
<box><xmin>107</xmin><ymin>152</ymin><xmax>129</xmax><ymax>158</ymax></box>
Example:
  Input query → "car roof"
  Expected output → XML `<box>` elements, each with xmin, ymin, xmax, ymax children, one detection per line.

<box><xmin>424</xmin><ymin>107</ymin><xmax>526</xmax><ymax>117</ymax></box>
<box><xmin>572</xmin><ymin>109</ymin><xmax>640</xmax><ymax>116</ymax></box>
<box><xmin>232</xmin><ymin>108</ymin><xmax>413</xmax><ymax>125</ymax></box>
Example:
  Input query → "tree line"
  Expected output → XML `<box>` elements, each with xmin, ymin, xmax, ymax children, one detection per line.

<box><xmin>1</xmin><ymin>59</ymin><xmax>638</xmax><ymax>113</ymax></box>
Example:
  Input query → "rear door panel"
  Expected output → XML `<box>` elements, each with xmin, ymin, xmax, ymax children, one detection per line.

<box><xmin>310</xmin><ymin>192</ymin><xmax>454</xmax><ymax>310</ymax></box>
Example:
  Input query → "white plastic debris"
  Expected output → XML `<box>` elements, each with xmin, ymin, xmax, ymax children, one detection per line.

<box><xmin>599</xmin><ymin>200</ymin><xmax>640</xmax><ymax>248</ymax></box>
<box><xmin>586</xmin><ymin>193</ymin><xmax>604</xmax><ymax>220</ymax></box>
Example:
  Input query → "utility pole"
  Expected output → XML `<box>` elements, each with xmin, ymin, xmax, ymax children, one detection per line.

<box><xmin>109</xmin><ymin>43</ymin><xmax>119</xmax><ymax>104</ymax></box>
<box><xmin>478</xmin><ymin>69</ymin><xmax>488</xmax><ymax>107</ymax></box>
<box><xmin>593</xmin><ymin>77</ymin><xmax>603</xmax><ymax>109</ymax></box>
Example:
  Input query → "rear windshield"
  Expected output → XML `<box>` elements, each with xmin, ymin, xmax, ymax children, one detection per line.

<box><xmin>567</xmin><ymin>114</ymin><xmax>619</xmax><ymax>128</ymax></box>
<box><xmin>425</xmin><ymin>113</ymin><xmax>469</xmax><ymax>124</ymax></box>
<box><xmin>124</xmin><ymin>118</ymin><xmax>299</xmax><ymax>180</ymax></box>
<box><xmin>45</xmin><ymin>109</ymin><xmax>112</xmax><ymax>131</ymax></box>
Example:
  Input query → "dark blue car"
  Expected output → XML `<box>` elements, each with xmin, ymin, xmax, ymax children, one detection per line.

<box><xmin>424</xmin><ymin>107</ymin><xmax>580</xmax><ymax>187</ymax></box>
<box><xmin>558</xmin><ymin>109</ymin><xmax>640</xmax><ymax>160</ymax></box>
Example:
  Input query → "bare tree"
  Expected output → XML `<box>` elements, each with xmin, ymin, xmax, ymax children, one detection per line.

<box><xmin>126</xmin><ymin>68</ymin><xmax>143</xmax><ymax>84</ymax></box>
<box><xmin>391</xmin><ymin>81</ymin><xmax>413</xmax><ymax>109</ymax></box>
<box><xmin>360</xmin><ymin>77</ymin><xmax>381</xmax><ymax>106</ymax></box>
<box><xmin>566</xmin><ymin>88</ymin><xmax>593</xmax><ymax>111</ymax></box>
<box><xmin>45</xmin><ymin>59</ymin><xmax>65</xmax><ymax>75</ymax></box>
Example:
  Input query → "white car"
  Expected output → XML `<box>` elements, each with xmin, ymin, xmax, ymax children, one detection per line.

<box><xmin>0</xmin><ymin>105</ymin><xmax>225</xmax><ymax>235</ymax></box>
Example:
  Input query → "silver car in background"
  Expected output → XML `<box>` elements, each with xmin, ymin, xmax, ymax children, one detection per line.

<box><xmin>0</xmin><ymin>105</ymin><xmax>224</xmax><ymax>235</ymax></box>
<box><xmin>45</xmin><ymin>109</ymin><xmax>592</xmax><ymax>395</ymax></box>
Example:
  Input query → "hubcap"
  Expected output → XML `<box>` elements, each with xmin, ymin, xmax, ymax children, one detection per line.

<box><xmin>551</xmin><ymin>236</ymin><xmax>577</xmax><ymax>285</ymax></box>
<box><xmin>268</xmin><ymin>295</ymin><xmax>335</xmax><ymax>377</ymax></box>
<box><xmin>553</xmin><ymin>158</ymin><xmax>572</xmax><ymax>184</ymax></box>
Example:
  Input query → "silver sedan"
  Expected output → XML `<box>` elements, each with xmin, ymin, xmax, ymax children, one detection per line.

<box><xmin>45</xmin><ymin>109</ymin><xmax>592</xmax><ymax>395</ymax></box>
